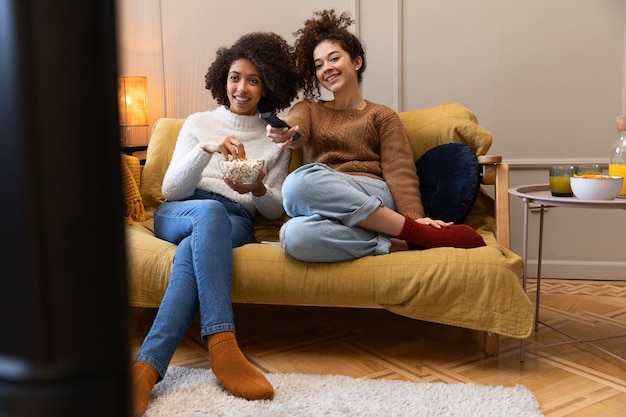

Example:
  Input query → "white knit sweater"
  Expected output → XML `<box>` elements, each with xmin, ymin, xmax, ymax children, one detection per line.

<box><xmin>161</xmin><ymin>106</ymin><xmax>291</xmax><ymax>219</ymax></box>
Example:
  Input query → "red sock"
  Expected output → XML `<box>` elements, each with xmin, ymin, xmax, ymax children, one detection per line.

<box><xmin>397</xmin><ymin>215</ymin><xmax>486</xmax><ymax>249</ymax></box>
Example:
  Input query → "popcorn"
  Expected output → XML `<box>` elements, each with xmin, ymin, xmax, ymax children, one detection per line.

<box><xmin>219</xmin><ymin>158</ymin><xmax>264</xmax><ymax>184</ymax></box>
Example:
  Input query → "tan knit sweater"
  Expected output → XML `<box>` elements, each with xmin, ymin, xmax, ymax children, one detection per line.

<box><xmin>288</xmin><ymin>100</ymin><xmax>424</xmax><ymax>219</ymax></box>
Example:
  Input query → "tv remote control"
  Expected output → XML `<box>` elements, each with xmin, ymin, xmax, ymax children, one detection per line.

<box><xmin>260</xmin><ymin>112</ymin><xmax>300</xmax><ymax>140</ymax></box>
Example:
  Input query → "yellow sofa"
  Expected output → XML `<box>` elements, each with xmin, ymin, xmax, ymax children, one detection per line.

<box><xmin>123</xmin><ymin>102</ymin><xmax>534</xmax><ymax>355</ymax></box>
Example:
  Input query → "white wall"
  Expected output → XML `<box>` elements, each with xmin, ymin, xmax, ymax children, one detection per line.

<box><xmin>117</xmin><ymin>0</ymin><xmax>626</xmax><ymax>280</ymax></box>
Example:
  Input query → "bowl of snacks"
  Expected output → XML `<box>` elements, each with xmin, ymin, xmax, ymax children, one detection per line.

<box><xmin>570</xmin><ymin>174</ymin><xmax>623</xmax><ymax>200</ymax></box>
<box><xmin>219</xmin><ymin>158</ymin><xmax>264</xmax><ymax>184</ymax></box>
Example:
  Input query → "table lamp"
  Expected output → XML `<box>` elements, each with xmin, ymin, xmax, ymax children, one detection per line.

<box><xmin>118</xmin><ymin>76</ymin><xmax>148</xmax><ymax>146</ymax></box>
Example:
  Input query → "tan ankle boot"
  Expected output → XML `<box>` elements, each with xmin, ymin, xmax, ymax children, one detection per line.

<box><xmin>131</xmin><ymin>361</ymin><xmax>159</xmax><ymax>417</ymax></box>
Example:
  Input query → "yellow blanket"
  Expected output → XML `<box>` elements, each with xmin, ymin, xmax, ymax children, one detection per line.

<box><xmin>121</xmin><ymin>154</ymin><xmax>145</xmax><ymax>224</ymax></box>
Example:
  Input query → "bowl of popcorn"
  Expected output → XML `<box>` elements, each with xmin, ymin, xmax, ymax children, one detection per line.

<box><xmin>569</xmin><ymin>174</ymin><xmax>623</xmax><ymax>200</ymax></box>
<box><xmin>219</xmin><ymin>158</ymin><xmax>264</xmax><ymax>184</ymax></box>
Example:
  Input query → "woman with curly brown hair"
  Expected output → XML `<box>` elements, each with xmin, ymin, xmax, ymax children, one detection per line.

<box><xmin>267</xmin><ymin>10</ymin><xmax>485</xmax><ymax>263</ymax></box>
<box><xmin>131</xmin><ymin>32</ymin><xmax>300</xmax><ymax>416</ymax></box>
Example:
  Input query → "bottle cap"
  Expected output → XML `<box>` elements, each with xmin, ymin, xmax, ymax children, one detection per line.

<box><xmin>617</xmin><ymin>115</ymin><xmax>626</xmax><ymax>131</ymax></box>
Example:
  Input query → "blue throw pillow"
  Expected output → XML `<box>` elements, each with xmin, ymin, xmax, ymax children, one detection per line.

<box><xmin>415</xmin><ymin>143</ymin><xmax>481</xmax><ymax>224</ymax></box>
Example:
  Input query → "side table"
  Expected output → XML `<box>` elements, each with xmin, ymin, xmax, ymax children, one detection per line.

<box><xmin>509</xmin><ymin>184</ymin><xmax>626</xmax><ymax>362</ymax></box>
<box><xmin>120</xmin><ymin>145</ymin><xmax>148</xmax><ymax>165</ymax></box>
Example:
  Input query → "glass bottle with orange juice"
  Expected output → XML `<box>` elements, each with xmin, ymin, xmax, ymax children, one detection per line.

<box><xmin>608</xmin><ymin>115</ymin><xmax>626</xmax><ymax>198</ymax></box>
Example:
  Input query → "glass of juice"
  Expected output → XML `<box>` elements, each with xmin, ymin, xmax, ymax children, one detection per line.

<box><xmin>549</xmin><ymin>166</ymin><xmax>574</xmax><ymax>197</ymax></box>
<box><xmin>574</xmin><ymin>164</ymin><xmax>603</xmax><ymax>176</ymax></box>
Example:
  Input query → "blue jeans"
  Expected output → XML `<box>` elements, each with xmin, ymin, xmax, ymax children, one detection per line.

<box><xmin>134</xmin><ymin>190</ymin><xmax>254</xmax><ymax>378</ymax></box>
<box><xmin>280</xmin><ymin>163</ymin><xmax>395</xmax><ymax>262</ymax></box>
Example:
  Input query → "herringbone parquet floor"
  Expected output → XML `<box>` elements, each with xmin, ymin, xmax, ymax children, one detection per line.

<box><xmin>131</xmin><ymin>279</ymin><xmax>626</xmax><ymax>416</ymax></box>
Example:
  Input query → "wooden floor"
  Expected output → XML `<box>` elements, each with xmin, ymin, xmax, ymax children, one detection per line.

<box><xmin>131</xmin><ymin>279</ymin><xmax>626</xmax><ymax>417</ymax></box>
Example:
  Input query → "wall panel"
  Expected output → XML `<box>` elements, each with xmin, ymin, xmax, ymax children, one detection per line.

<box><xmin>160</xmin><ymin>0</ymin><xmax>352</xmax><ymax>119</ymax></box>
<box><xmin>359</xmin><ymin>0</ymin><xmax>402</xmax><ymax>110</ymax></box>
<box><xmin>401</xmin><ymin>0</ymin><xmax>625</xmax><ymax>162</ymax></box>
<box><xmin>117</xmin><ymin>0</ymin><xmax>163</xmax><ymax>145</ymax></box>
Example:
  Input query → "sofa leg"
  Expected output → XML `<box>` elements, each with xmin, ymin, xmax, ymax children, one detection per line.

<box><xmin>484</xmin><ymin>332</ymin><xmax>500</xmax><ymax>355</ymax></box>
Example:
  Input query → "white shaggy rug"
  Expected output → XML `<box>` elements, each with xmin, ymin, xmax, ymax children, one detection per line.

<box><xmin>145</xmin><ymin>366</ymin><xmax>544</xmax><ymax>417</ymax></box>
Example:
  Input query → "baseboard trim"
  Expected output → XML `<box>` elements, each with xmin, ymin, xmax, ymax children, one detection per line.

<box><xmin>506</xmin><ymin>158</ymin><xmax>607</xmax><ymax>169</ymax></box>
<box><xmin>523</xmin><ymin>260</ymin><xmax>626</xmax><ymax>281</ymax></box>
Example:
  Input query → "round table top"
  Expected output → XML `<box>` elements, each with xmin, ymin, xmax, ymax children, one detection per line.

<box><xmin>508</xmin><ymin>184</ymin><xmax>626</xmax><ymax>209</ymax></box>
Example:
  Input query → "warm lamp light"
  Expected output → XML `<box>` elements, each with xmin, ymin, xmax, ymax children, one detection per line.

<box><xmin>118</xmin><ymin>76</ymin><xmax>148</xmax><ymax>145</ymax></box>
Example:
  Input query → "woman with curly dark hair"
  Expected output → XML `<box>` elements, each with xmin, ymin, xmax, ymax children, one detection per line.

<box><xmin>267</xmin><ymin>10</ymin><xmax>485</xmax><ymax>263</ymax></box>
<box><xmin>131</xmin><ymin>32</ymin><xmax>299</xmax><ymax>416</ymax></box>
<box><xmin>206</xmin><ymin>32</ymin><xmax>300</xmax><ymax>115</ymax></box>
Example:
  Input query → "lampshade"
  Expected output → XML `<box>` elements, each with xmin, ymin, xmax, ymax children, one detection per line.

<box><xmin>118</xmin><ymin>76</ymin><xmax>148</xmax><ymax>126</ymax></box>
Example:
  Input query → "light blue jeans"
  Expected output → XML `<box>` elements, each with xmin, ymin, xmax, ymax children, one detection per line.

<box><xmin>280</xmin><ymin>163</ymin><xmax>395</xmax><ymax>262</ymax></box>
<box><xmin>134</xmin><ymin>190</ymin><xmax>254</xmax><ymax>378</ymax></box>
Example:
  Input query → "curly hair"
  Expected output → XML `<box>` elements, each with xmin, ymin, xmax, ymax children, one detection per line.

<box><xmin>293</xmin><ymin>9</ymin><xmax>367</xmax><ymax>99</ymax></box>
<box><xmin>205</xmin><ymin>32</ymin><xmax>301</xmax><ymax>113</ymax></box>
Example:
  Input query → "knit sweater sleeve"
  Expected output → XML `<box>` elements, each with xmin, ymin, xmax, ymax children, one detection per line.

<box><xmin>375</xmin><ymin>106</ymin><xmax>425</xmax><ymax>219</ymax></box>
<box><xmin>251</xmin><ymin>148</ymin><xmax>290</xmax><ymax>219</ymax></box>
<box><xmin>161</xmin><ymin>113</ymin><xmax>213</xmax><ymax>201</ymax></box>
